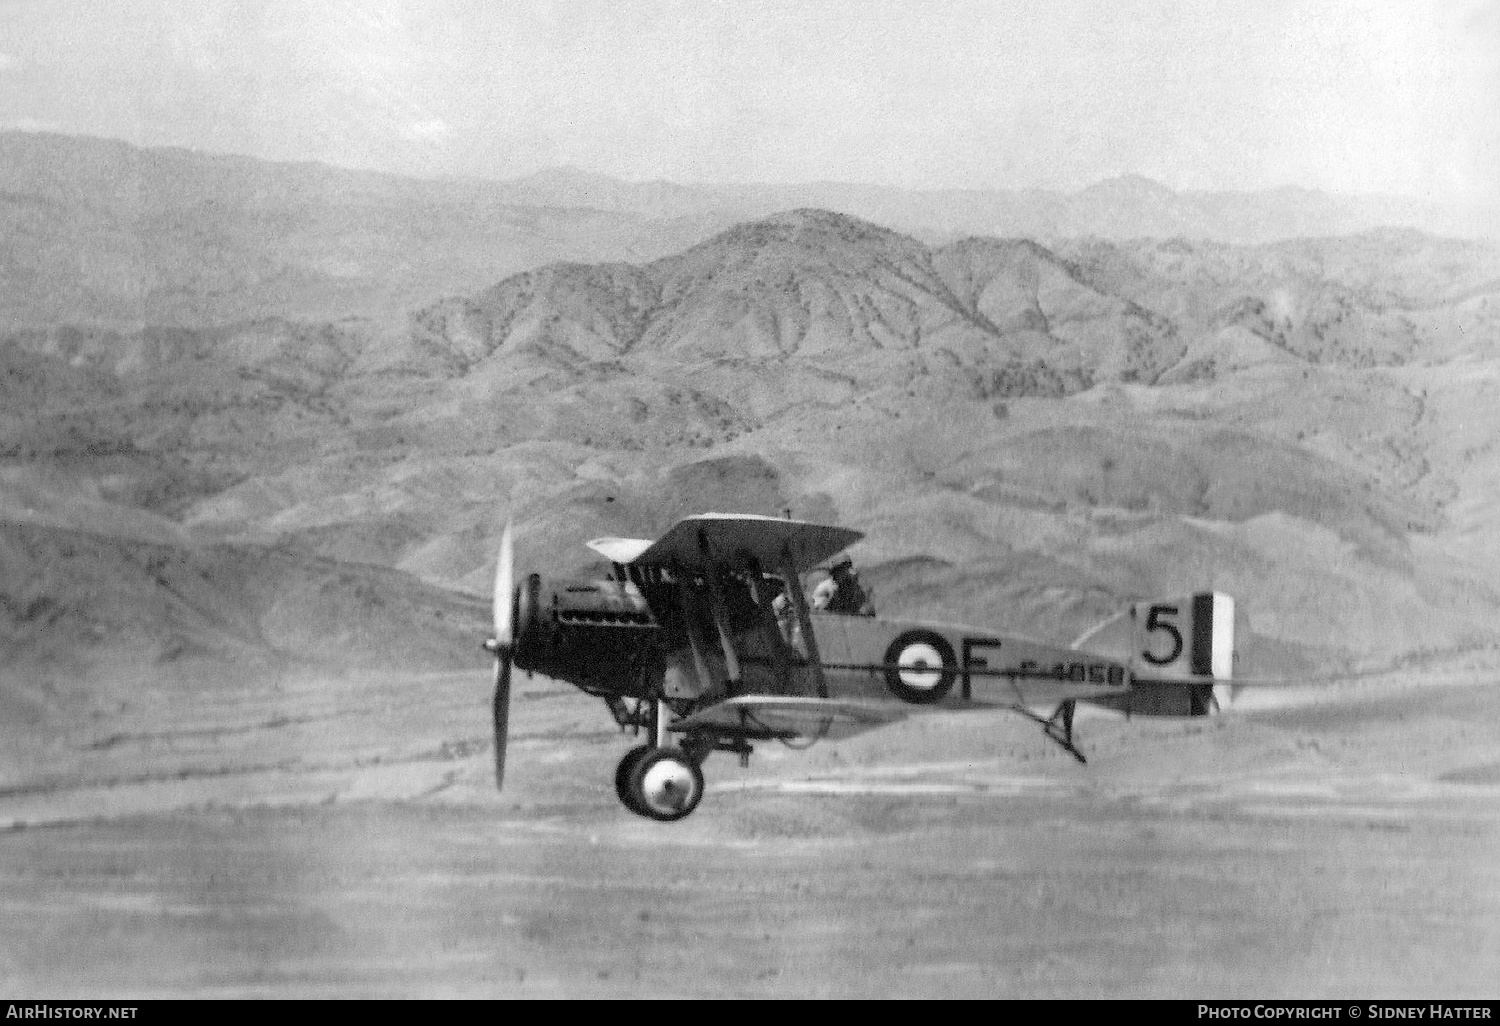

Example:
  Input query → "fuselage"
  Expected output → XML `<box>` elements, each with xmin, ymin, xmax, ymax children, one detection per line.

<box><xmin>506</xmin><ymin>571</ymin><xmax>1199</xmax><ymax>715</ymax></box>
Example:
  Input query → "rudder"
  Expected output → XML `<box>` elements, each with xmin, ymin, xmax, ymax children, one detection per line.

<box><xmin>1132</xmin><ymin>591</ymin><xmax>1242</xmax><ymax>683</ymax></box>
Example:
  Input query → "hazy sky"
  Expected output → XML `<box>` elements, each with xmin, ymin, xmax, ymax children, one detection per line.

<box><xmin>2</xmin><ymin>0</ymin><xmax>1497</xmax><ymax>205</ymax></box>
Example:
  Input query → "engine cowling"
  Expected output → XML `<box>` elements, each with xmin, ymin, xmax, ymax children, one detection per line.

<box><xmin>510</xmin><ymin>575</ymin><xmax>663</xmax><ymax>694</ymax></box>
<box><xmin>550</xmin><ymin>579</ymin><xmax>658</xmax><ymax>627</ymax></box>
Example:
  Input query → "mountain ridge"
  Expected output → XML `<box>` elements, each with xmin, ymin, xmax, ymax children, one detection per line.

<box><xmin>6</xmin><ymin>165</ymin><xmax>1500</xmax><ymax>693</ymax></box>
<box><xmin>5</xmin><ymin>130</ymin><xmax>1496</xmax><ymax>334</ymax></box>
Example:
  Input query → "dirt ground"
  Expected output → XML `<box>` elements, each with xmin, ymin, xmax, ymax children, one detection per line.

<box><xmin>2</xmin><ymin>661</ymin><xmax>1498</xmax><ymax>998</ymax></box>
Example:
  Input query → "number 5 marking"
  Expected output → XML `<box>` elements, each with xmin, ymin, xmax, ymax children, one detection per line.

<box><xmin>1142</xmin><ymin>604</ymin><xmax>1183</xmax><ymax>665</ymax></box>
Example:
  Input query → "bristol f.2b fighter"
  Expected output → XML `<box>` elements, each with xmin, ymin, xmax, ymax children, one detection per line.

<box><xmin>484</xmin><ymin>513</ymin><xmax>1245</xmax><ymax>821</ymax></box>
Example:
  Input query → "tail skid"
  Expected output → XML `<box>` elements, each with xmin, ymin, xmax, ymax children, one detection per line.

<box><xmin>1042</xmin><ymin>700</ymin><xmax>1086</xmax><ymax>764</ymax></box>
<box><xmin>1011</xmin><ymin>700</ymin><xmax>1088</xmax><ymax>764</ymax></box>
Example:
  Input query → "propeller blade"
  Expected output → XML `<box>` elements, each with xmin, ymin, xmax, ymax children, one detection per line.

<box><xmin>493</xmin><ymin>520</ymin><xmax>515</xmax><ymax>647</ymax></box>
<box><xmin>492</xmin><ymin>650</ymin><xmax>512</xmax><ymax>789</ymax></box>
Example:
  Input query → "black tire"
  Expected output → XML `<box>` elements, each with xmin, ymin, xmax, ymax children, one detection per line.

<box><xmin>626</xmin><ymin>747</ymin><xmax>705</xmax><ymax>822</ymax></box>
<box><xmin>614</xmin><ymin>743</ymin><xmax>653</xmax><ymax>814</ymax></box>
<box><xmin>882</xmin><ymin>629</ymin><xmax>957</xmax><ymax>704</ymax></box>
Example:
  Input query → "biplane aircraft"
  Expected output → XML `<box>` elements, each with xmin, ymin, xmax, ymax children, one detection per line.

<box><xmin>484</xmin><ymin>513</ymin><xmax>1246</xmax><ymax>821</ymax></box>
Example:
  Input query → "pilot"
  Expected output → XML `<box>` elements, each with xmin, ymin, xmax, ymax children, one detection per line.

<box><xmin>810</xmin><ymin>556</ymin><xmax>873</xmax><ymax>616</ymax></box>
<box><xmin>771</xmin><ymin>589</ymin><xmax>798</xmax><ymax>646</ymax></box>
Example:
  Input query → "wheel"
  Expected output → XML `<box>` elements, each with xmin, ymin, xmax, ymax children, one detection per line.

<box><xmin>614</xmin><ymin>743</ymin><xmax>653</xmax><ymax>814</ymax></box>
<box><xmin>626</xmin><ymin>747</ymin><xmax>705</xmax><ymax>822</ymax></box>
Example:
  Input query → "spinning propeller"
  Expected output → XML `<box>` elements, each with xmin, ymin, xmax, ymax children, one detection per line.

<box><xmin>488</xmin><ymin>521</ymin><xmax>515</xmax><ymax>789</ymax></box>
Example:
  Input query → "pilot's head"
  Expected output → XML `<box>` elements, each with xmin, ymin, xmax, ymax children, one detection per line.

<box><xmin>829</xmin><ymin>555</ymin><xmax>854</xmax><ymax>579</ymax></box>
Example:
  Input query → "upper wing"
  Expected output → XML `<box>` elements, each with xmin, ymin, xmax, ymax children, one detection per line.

<box><xmin>627</xmin><ymin>513</ymin><xmax>863</xmax><ymax>575</ymax></box>
<box><xmin>670</xmin><ymin>695</ymin><xmax>906</xmax><ymax>742</ymax></box>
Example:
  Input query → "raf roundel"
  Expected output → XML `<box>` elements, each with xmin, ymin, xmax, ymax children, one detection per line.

<box><xmin>882</xmin><ymin>630</ymin><xmax>957</xmax><ymax>704</ymax></box>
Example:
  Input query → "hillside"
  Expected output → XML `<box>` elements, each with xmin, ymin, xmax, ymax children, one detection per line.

<box><xmin>5</xmin><ymin>205</ymin><xmax>1500</xmax><ymax>696</ymax></box>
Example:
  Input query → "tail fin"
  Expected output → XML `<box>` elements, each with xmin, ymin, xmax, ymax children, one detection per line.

<box><xmin>1074</xmin><ymin>592</ymin><xmax>1249</xmax><ymax>716</ymax></box>
<box><xmin>1131</xmin><ymin>593</ymin><xmax>1238</xmax><ymax>682</ymax></box>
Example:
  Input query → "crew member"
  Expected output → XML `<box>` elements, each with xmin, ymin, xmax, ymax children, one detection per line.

<box><xmin>810</xmin><ymin>556</ymin><xmax>873</xmax><ymax>615</ymax></box>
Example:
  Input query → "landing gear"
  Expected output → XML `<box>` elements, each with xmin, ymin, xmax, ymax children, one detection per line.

<box><xmin>612</xmin><ymin>698</ymin><xmax>709</xmax><ymax>820</ymax></box>
<box><xmin>617</xmin><ymin>746</ymin><xmax>704</xmax><ymax>821</ymax></box>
